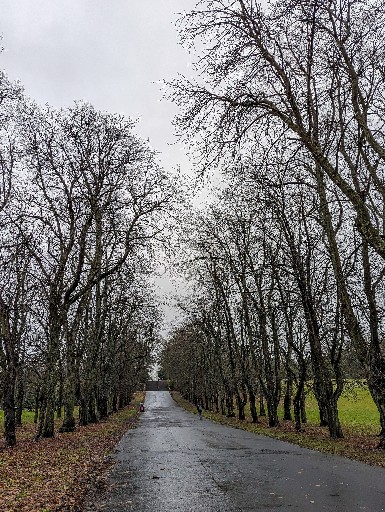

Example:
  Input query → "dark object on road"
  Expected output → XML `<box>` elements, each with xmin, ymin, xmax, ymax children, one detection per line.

<box><xmin>139</xmin><ymin>403</ymin><xmax>145</xmax><ymax>412</ymax></box>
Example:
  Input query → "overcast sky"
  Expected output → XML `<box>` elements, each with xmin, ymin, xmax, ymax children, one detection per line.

<box><xmin>1</xmin><ymin>0</ymin><xmax>198</xmax><ymax>172</ymax></box>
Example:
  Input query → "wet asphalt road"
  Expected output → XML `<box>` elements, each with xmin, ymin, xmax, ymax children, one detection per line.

<box><xmin>88</xmin><ymin>391</ymin><xmax>385</xmax><ymax>511</ymax></box>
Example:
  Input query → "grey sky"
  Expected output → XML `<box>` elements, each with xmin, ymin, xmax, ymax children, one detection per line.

<box><xmin>1</xmin><ymin>0</ymin><xmax>197</xmax><ymax>172</ymax></box>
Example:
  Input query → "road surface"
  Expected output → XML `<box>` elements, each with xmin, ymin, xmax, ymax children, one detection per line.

<box><xmin>86</xmin><ymin>391</ymin><xmax>385</xmax><ymax>511</ymax></box>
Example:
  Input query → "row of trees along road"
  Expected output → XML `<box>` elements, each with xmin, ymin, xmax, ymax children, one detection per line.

<box><xmin>161</xmin><ymin>0</ymin><xmax>385</xmax><ymax>446</ymax></box>
<box><xmin>0</xmin><ymin>71</ymin><xmax>176</xmax><ymax>447</ymax></box>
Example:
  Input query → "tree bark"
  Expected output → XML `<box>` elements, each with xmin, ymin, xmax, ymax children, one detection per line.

<box><xmin>0</xmin><ymin>296</ymin><xmax>17</xmax><ymax>447</ymax></box>
<box><xmin>3</xmin><ymin>366</ymin><xmax>17</xmax><ymax>447</ymax></box>
<box><xmin>15</xmin><ymin>370</ymin><xmax>24</xmax><ymax>427</ymax></box>
<box><xmin>283</xmin><ymin>377</ymin><xmax>293</xmax><ymax>421</ymax></box>
<box><xmin>247</xmin><ymin>386</ymin><xmax>258</xmax><ymax>423</ymax></box>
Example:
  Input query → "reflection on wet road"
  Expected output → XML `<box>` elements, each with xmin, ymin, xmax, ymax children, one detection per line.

<box><xmin>90</xmin><ymin>391</ymin><xmax>385</xmax><ymax>511</ymax></box>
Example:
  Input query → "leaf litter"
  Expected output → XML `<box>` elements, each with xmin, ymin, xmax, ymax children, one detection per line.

<box><xmin>0</xmin><ymin>393</ymin><xmax>144</xmax><ymax>512</ymax></box>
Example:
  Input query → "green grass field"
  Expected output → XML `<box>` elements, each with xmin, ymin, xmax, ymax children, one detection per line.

<box><xmin>302</xmin><ymin>384</ymin><xmax>380</xmax><ymax>432</ymax></box>
<box><xmin>0</xmin><ymin>407</ymin><xmax>80</xmax><ymax>433</ymax></box>
<box><xmin>227</xmin><ymin>382</ymin><xmax>380</xmax><ymax>433</ymax></box>
<box><xmin>0</xmin><ymin>409</ymin><xmax>36</xmax><ymax>429</ymax></box>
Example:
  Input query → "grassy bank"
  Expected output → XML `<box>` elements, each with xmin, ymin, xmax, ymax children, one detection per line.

<box><xmin>171</xmin><ymin>386</ymin><xmax>385</xmax><ymax>468</ymax></box>
<box><xmin>0</xmin><ymin>392</ymin><xmax>144</xmax><ymax>512</ymax></box>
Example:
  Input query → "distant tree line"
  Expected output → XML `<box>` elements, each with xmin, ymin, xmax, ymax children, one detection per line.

<box><xmin>0</xmin><ymin>71</ymin><xmax>175</xmax><ymax>447</ymax></box>
<box><xmin>161</xmin><ymin>0</ymin><xmax>385</xmax><ymax>447</ymax></box>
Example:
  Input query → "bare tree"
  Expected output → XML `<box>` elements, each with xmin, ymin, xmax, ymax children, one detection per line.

<box><xmin>0</xmin><ymin>72</ymin><xmax>30</xmax><ymax>447</ymax></box>
<box><xmin>173</xmin><ymin>0</ymin><xmax>385</xmax><ymax>256</ymax></box>
<box><xmin>16</xmin><ymin>102</ymin><xmax>174</xmax><ymax>439</ymax></box>
<box><xmin>171</xmin><ymin>0</ymin><xmax>385</xmax><ymax>444</ymax></box>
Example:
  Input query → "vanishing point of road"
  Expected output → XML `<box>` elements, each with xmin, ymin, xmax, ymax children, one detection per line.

<box><xmin>87</xmin><ymin>390</ymin><xmax>385</xmax><ymax>511</ymax></box>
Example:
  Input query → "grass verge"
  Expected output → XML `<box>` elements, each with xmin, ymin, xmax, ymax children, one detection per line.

<box><xmin>0</xmin><ymin>392</ymin><xmax>144</xmax><ymax>512</ymax></box>
<box><xmin>171</xmin><ymin>391</ymin><xmax>385</xmax><ymax>468</ymax></box>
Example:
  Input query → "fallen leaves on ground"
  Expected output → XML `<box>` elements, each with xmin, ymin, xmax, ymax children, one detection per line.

<box><xmin>0</xmin><ymin>392</ymin><xmax>144</xmax><ymax>512</ymax></box>
<box><xmin>171</xmin><ymin>392</ymin><xmax>385</xmax><ymax>468</ymax></box>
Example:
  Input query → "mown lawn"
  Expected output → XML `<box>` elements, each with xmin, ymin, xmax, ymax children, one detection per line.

<box><xmin>172</xmin><ymin>383</ymin><xmax>385</xmax><ymax>468</ymax></box>
<box><xmin>0</xmin><ymin>393</ymin><xmax>144</xmax><ymax>512</ymax></box>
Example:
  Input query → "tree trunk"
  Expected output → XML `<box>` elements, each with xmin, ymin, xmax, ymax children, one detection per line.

<box><xmin>283</xmin><ymin>378</ymin><xmax>293</xmax><ymax>421</ymax></box>
<box><xmin>97</xmin><ymin>394</ymin><xmax>108</xmax><ymax>420</ymax></box>
<box><xmin>36</xmin><ymin>302</ymin><xmax>63</xmax><ymax>439</ymax></box>
<box><xmin>248</xmin><ymin>386</ymin><xmax>258</xmax><ymax>423</ymax></box>
<box><xmin>281</xmin><ymin>212</ymin><xmax>343</xmax><ymax>439</ymax></box>
<box><xmin>293</xmin><ymin>394</ymin><xmax>302</xmax><ymax>432</ymax></box>
<box><xmin>79</xmin><ymin>383</ymin><xmax>96</xmax><ymax>426</ymax></box>
<box><xmin>59</xmin><ymin>333</ymin><xmax>78</xmax><ymax>432</ymax></box>
<box><xmin>36</xmin><ymin>370</ymin><xmax>57</xmax><ymax>439</ymax></box>
<box><xmin>283</xmin><ymin>336</ymin><xmax>293</xmax><ymax>421</ymax></box>
<box><xmin>313</xmin><ymin>379</ymin><xmax>329</xmax><ymax>427</ymax></box>
<box><xmin>15</xmin><ymin>368</ymin><xmax>24</xmax><ymax>427</ymax></box>
<box><xmin>34</xmin><ymin>387</ymin><xmax>40</xmax><ymax>424</ymax></box>
<box><xmin>259</xmin><ymin>392</ymin><xmax>266</xmax><ymax>416</ymax></box>
<box><xmin>226</xmin><ymin>391</ymin><xmax>235</xmax><ymax>417</ymax></box>
<box><xmin>79</xmin><ymin>396</ymin><xmax>88</xmax><ymax>426</ymax></box>
<box><xmin>88</xmin><ymin>390</ymin><xmax>98</xmax><ymax>423</ymax></box>
<box><xmin>236</xmin><ymin>391</ymin><xmax>245</xmax><ymax>420</ymax></box>
<box><xmin>56</xmin><ymin>373</ymin><xmax>63</xmax><ymax>419</ymax></box>
<box><xmin>0</xmin><ymin>297</ymin><xmax>18</xmax><ymax>447</ymax></box>
<box><xmin>266</xmin><ymin>392</ymin><xmax>280</xmax><ymax>427</ymax></box>
<box><xmin>300</xmin><ymin>392</ymin><xmax>307</xmax><ymax>424</ymax></box>
<box><xmin>327</xmin><ymin>395</ymin><xmax>344</xmax><ymax>439</ymax></box>
<box><xmin>220</xmin><ymin>396</ymin><xmax>226</xmax><ymax>415</ymax></box>
<box><xmin>37</xmin><ymin>388</ymin><xmax>54</xmax><ymax>438</ymax></box>
<box><xmin>59</xmin><ymin>375</ymin><xmax>76</xmax><ymax>432</ymax></box>
<box><xmin>213</xmin><ymin>393</ymin><xmax>219</xmax><ymax>413</ymax></box>
<box><xmin>294</xmin><ymin>362</ymin><xmax>307</xmax><ymax>431</ymax></box>
<box><xmin>3</xmin><ymin>366</ymin><xmax>17</xmax><ymax>447</ymax></box>
<box><xmin>111</xmin><ymin>393</ymin><xmax>118</xmax><ymax>413</ymax></box>
<box><xmin>258</xmin><ymin>304</ymin><xmax>280</xmax><ymax>428</ymax></box>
